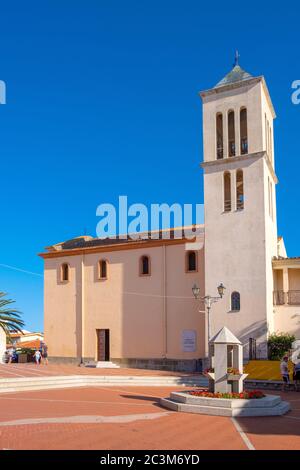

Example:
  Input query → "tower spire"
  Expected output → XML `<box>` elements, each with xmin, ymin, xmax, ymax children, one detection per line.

<box><xmin>234</xmin><ymin>50</ymin><xmax>240</xmax><ymax>66</ymax></box>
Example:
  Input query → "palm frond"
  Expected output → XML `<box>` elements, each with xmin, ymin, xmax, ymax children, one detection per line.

<box><xmin>0</xmin><ymin>291</ymin><xmax>24</xmax><ymax>336</ymax></box>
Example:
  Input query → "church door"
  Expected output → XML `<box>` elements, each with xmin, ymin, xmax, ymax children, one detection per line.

<box><xmin>97</xmin><ymin>329</ymin><xmax>110</xmax><ymax>361</ymax></box>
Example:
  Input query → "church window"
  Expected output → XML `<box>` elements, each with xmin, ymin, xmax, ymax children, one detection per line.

<box><xmin>224</xmin><ymin>172</ymin><xmax>231</xmax><ymax>212</ymax></box>
<box><xmin>228</xmin><ymin>110</ymin><xmax>235</xmax><ymax>157</ymax></box>
<box><xmin>236</xmin><ymin>170</ymin><xmax>244</xmax><ymax>210</ymax></box>
<box><xmin>216</xmin><ymin>113</ymin><xmax>223</xmax><ymax>159</ymax></box>
<box><xmin>186</xmin><ymin>251</ymin><xmax>197</xmax><ymax>272</ymax></box>
<box><xmin>231</xmin><ymin>292</ymin><xmax>240</xmax><ymax>311</ymax></box>
<box><xmin>61</xmin><ymin>263</ymin><xmax>69</xmax><ymax>282</ymax></box>
<box><xmin>98</xmin><ymin>259</ymin><xmax>108</xmax><ymax>279</ymax></box>
<box><xmin>140</xmin><ymin>255</ymin><xmax>150</xmax><ymax>276</ymax></box>
<box><xmin>240</xmin><ymin>108</ymin><xmax>248</xmax><ymax>154</ymax></box>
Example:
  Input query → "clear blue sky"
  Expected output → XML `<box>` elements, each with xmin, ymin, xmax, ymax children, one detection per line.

<box><xmin>0</xmin><ymin>1</ymin><xmax>299</xmax><ymax>331</ymax></box>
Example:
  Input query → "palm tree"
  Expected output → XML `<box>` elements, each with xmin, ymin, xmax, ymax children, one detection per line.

<box><xmin>0</xmin><ymin>292</ymin><xmax>24</xmax><ymax>337</ymax></box>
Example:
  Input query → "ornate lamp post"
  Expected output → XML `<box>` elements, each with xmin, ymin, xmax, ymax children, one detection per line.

<box><xmin>192</xmin><ymin>282</ymin><xmax>226</xmax><ymax>353</ymax></box>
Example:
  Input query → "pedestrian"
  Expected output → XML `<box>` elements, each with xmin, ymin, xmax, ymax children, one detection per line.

<box><xmin>41</xmin><ymin>343</ymin><xmax>48</xmax><ymax>365</ymax></box>
<box><xmin>280</xmin><ymin>355</ymin><xmax>290</xmax><ymax>391</ymax></box>
<box><xmin>33</xmin><ymin>349</ymin><xmax>41</xmax><ymax>365</ymax></box>
<box><xmin>7</xmin><ymin>348</ymin><xmax>14</xmax><ymax>364</ymax></box>
<box><xmin>293</xmin><ymin>362</ymin><xmax>300</xmax><ymax>392</ymax></box>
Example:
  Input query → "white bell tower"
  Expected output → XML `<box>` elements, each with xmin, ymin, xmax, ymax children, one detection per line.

<box><xmin>200</xmin><ymin>56</ymin><xmax>278</xmax><ymax>359</ymax></box>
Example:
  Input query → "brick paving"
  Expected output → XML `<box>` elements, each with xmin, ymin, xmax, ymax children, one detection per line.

<box><xmin>0</xmin><ymin>384</ymin><xmax>299</xmax><ymax>450</ymax></box>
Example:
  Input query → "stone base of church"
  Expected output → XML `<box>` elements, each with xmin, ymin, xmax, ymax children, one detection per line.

<box><xmin>112</xmin><ymin>358</ymin><xmax>202</xmax><ymax>373</ymax></box>
<box><xmin>48</xmin><ymin>356</ymin><xmax>203</xmax><ymax>372</ymax></box>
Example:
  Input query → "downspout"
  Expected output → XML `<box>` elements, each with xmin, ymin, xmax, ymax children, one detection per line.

<box><xmin>162</xmin><ymin>244</ymin><xmax>167</xmax><ymax>358</ymax></box>
<box><xmin>80</xmin><ymin>253</ymin><xmax>85</xmax><ymax>364</ymax></box>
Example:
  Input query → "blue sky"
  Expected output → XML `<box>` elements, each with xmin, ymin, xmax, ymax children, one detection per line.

<box><xmin>0</xmin><ymin>1</ymin><xmax>299</xmax><ymax>331</ymax></box>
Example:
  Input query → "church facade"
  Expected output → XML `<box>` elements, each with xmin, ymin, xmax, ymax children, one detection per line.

<box><xmin>40</xmin><ymin>62</ymin><xmax>300</xmax><ymax>370</ymax></box>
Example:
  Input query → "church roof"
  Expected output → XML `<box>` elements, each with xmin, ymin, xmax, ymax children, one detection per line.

<box><xmin>209</xmin><ymin>326</ymin><xmax>241</xmax><ymax>345</ymax></box>
<box><xmin>214</xmin><ymin>64</ymin><xmax>253</xmax><ymax>89</ymax></box>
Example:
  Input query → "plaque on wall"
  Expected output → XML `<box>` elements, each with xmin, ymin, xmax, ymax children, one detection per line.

<box><xmin>182</xmin><ymin>330</ymin><xmax>196</xmax><ymax>352</ymax></box>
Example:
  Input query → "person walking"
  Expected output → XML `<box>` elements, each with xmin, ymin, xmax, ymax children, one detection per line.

<box><xmin>41</xmin><ymin>343</ymin><xmax>48</xmax><ymax>365</ymax></box>
<box><xmin>33</xmin><ymin>349</ymin><xmax>41</xmax><ymax>365</ymax></box>
<box><xmin>280</xmin><ymin>356</ymin><xmax>290</xmax><ymax>392</ymax></box>
<box><xmin>7</xmin><ymin>348</ymin><xmax>13</xmax><ymax>364</ymax></box>
<box><xmin>293</xmin><ymin>362</ymin><xmax>300</xmax><ymax>391</ymax></box>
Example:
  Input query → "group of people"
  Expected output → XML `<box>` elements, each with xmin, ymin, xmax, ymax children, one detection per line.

<box><xmin>280</xmin><ymin>355</ymin><xmax>300</xmax><ymax>391</ymax></box>
<box><xmin>5</xmin><ymin>342</ymin><xmax>48</xmax><ymax>365</ymax></box>
<box><xmin>33</xmin><ymin>343</ymin><xmax>48</xmax><ymax>365</ymax></box>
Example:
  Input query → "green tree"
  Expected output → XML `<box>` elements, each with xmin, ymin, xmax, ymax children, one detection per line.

<box><xmin>0</xmin><ymin>292</ymin><xmax>24</xmax><ymax>338</ymax></box>
<box><xmin>268</xmin><ymin>332</ymin><xmax>295</xmax><ymax>360</ymax></box>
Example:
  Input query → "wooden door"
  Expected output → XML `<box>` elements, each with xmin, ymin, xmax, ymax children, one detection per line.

<box><xmin>97</xmin><ymin>329</ymin><xmax>110</xmax><ymax>361</ymax></box>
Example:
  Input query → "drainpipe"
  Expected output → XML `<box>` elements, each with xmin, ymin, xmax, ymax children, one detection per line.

<box><xmin>80</xmin><ymin>253</ymin><xmax>85</xmax><ymax>365</ymax></box>
<box><xmin>162</xmin><ymin>245</ymin><xmax>167</xmax><ymax>358</ymax></box>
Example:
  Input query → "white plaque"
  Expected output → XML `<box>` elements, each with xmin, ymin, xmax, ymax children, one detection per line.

<box><xmin>182</xmin><ymin>330</ymin><xmax>196</xmax><ymax>352</ymax></box>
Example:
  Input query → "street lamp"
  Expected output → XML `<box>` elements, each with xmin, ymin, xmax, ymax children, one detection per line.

<box><xmin>192</xmin><ymin>282</ymin><xmax>226</xmax><ymax>350</ymax></box>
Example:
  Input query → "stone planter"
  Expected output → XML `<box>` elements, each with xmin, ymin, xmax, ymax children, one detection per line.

<box><xmin>160</xmin><ymin>391</ymin><xmax>290</xmax><ymax>417</ymax></box>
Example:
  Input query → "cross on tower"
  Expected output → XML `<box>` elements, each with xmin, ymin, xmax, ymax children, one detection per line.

<box><xmin>234</xmin><ymin>50</ymin><xmax>240</xmax><ymax>66</ymax></box>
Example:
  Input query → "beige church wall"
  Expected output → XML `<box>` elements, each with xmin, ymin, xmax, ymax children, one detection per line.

<box><xmin>165</xmin><ymin>244</ymin><xmax>205</xmax><ymax>360</ymax></box>
<box><xmin>44</xmin><ymin>256</ymin><xmax>83</xmax><ymax>359</ymax></box>
<box><xmin>260</xmin><ymin>84</ymin><xmax>275</xmax><ymax>166</ymax></box>
<box><xmin>274</xmin><ymin>307</ymin><xmax>300</xmax><ymax>339</ymax></box>
<box><xmin>0</xmin><ymin>327</ymin><xmax>6</xmax><ymax>364</ymax></box>
<box><xmin>263</xmin><ymin>158</ymin><xmax>278</xmax><ymax>335</ymax></box>
<box><xmin>43</xmin><ymin>240</ymin><xmax>205</xmax><ymax>362</ymax></box>
<box><xmin>83</xmin><ymin>246</ymin><xmax>165</xmax><ymax>360</ymax></box>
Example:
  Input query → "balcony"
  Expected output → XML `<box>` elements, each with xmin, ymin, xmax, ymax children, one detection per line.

<box><xmin>287</xmin><ymin>290</ymin><xmax>300</xmax><ymax>305</ymax></box>
<box><xmin>273</xmin><ymin>290</ymin><xmax>300</xmax><ymax>306</ymax></box>
<box><xmin>273</xmin><ymin>290</ymin><xmax>285</xmax><ymax>305</ymax></box>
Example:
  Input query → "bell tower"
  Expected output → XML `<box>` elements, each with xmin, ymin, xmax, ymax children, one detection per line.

<box><xmin>200</xmin><ymin>56</ymin><xmax>278</xmax><ymax>359</ymax></box>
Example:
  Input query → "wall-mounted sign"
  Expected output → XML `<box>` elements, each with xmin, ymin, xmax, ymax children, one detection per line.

<box><xmin>182</xmin><ymin>330</ymin><xmax>196</xmax><ymax>352</ymax></box>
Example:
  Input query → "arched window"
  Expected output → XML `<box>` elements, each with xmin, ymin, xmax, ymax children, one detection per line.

<box><xmin>224</xmin><ymin>171</ymin><xmax>231</xmax><ymax>212</ymax></box>
<box><xmin>228</xmin><ymin>110</ymin><xmax>235</xmax><ymax>157</ymax></box>
<box><xmin>231</xmin><ymin>292</ymin><xmax>240</xmax><ymax>311</ymax></box>
<box><xmin>236</xmin><ymin>170</ymin><xmax>244</xmax><ymax>210</ymax></box>
<box><xmin>216</xmin><ymin>113</ymin><xmax>223</xmax><ymax>159</ymax></box>
<box><xmin>240</xmin><ymin>108</ymin><xmax>248</xmax><ymax>155</ymax></box>
<box><xmin>186</xmin><ymin>251</ymin><xmax>197</xmax><ymax>272</ymax></box>
<box><xmin>61</xmin><ymin>263</ymin><xmax>69</xmax><ymax>282</ymax></box>
<box><xmin>140</xmin><ymin>255</ymin><xmax>150</xmax><ymax>276</ymax></box>
<box><xmin>98</xmin><ymin>260</ymin><xmax>108</xmax><ymax>279</ymax></box>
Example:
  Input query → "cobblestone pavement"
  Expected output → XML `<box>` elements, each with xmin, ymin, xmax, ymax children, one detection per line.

<box><xmin>0</xmin><ymin>385</ymin><xmax>299</xmax><ymax>450</ymax></box>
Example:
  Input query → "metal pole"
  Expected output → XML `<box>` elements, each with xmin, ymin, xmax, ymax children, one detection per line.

<box><xmin>206</xmin><ymin>301</ymin><xmax>210</xmax><ymax>364</ymax></box>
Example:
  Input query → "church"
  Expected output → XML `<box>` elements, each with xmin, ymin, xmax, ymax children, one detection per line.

<box><xmin>40</xmin><ymin>60</ymin><xmax>300</xmax><ymax>371</ymax></box>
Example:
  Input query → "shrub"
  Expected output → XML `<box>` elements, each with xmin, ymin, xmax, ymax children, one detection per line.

<box><xmin>189</xmin><ymin>390</ymin><xmax>265</xmax><ymax>399</ymax></box>
<box><xmin>268</xmin><ymin>332</ymin><xmax>295</xmax><ymax>360</ymax></box>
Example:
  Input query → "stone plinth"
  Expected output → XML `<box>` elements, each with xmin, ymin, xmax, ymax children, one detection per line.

<box><xmin>160</xmin><ymin>391</ymin><xmax>290</xmax><ymax>417</ymax></box>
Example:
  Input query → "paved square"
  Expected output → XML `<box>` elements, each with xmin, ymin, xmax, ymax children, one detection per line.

<box><xmin>0</xmin><ymin>378</ymin><xmax>299</xmax><ymax>450</ymax></box>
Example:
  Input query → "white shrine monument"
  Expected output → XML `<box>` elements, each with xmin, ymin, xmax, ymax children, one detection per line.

<box><xmin>161</xmin><ymin>326</ymin><xmax>290</xmax><ymax>417</ymax></box>
<box><xmin>207</xmin><ymin>327</ymin><xmax>248</xmax><ymax>394</ymax></box>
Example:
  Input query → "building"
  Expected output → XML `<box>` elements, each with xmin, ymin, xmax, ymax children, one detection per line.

<box><xmin>40</xmin><ymin>60</ymin><xmax>300</xmax><ymax>370</ymax></box>
<box><xmin>7</xmin><ymin>330</ymin><xmax>44</xmax><ymax>350</ymax></box>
